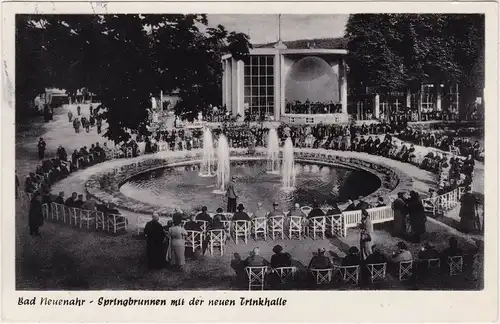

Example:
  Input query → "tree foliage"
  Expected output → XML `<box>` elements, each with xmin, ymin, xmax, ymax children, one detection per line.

<box><xmin>16</xmin><ymin>14</ymin><xmax>252</xmax><ymax>142</ymax></box>
<box><xmin>345</xmin><ymin>14</ymin><xmax>484</xmax><ymax>116</ymax></box>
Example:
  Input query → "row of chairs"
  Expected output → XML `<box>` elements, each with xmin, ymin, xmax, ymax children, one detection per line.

<box><xmin>42</xmin><ymin>202</ymin><xmax>128</xmax><ymax>234</ymax></box>
<box><xmin>244</xmin><ymin>255</ymin><xmax>473</xmax><ymax>290</ymax></box>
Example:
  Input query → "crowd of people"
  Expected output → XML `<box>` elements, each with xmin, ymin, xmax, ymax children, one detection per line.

<box><xmin>285</xmin><ymin>100</ymin><xmax>343</xmax><ymax>115</ymax></box>
<box><xmin>68</xmin><ymin>104</ymin><xmax>103</xmax><ymax>134</ymax></box>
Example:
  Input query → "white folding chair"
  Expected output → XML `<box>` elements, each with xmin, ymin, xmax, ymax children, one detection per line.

<box><xmin>80</xmin><ymin>210</ymin><xmax>96</xmax><ymax>229</ymax></box>
<box><xmin>310</xmin><ymin>268</ymin><xmax>333</xmax><ymax>285</ymax></box>
<box><xmin>245</xmin><ymin>266</ymin><xmax>268</xmax><ymax>290</ymax></box>
<box><xmin>268</xmin><ymin>216</ymin><xmax>285</xmax><ymax>240</ymax></box>
<box><xmin>185</xmin><ymin>230</ymin><xmax>204</xmax><ymax>252</ymax></box>
<box><xmin>63</xmin><ymin>206</ymin><xmax>73</xmax><ymax>224</ymax></box>
<box><xmin>366</xmin><ymin>263</ymin><xmax>387</xmax><ymax>283</ymax></box>
<box><xmin>288</xmin><ymin>216</ymin><xmax>304</xmax><ymax>239</ymax></box>
<box><xmin>423</xmin><ymin>258</ymin><xmax>441</xmax><ymax>275</ymax></box>
<box><xmin>221</xmin><ymin>220</ymin><xmax>232</xmax><ymax>239</ymax></box>
<box><xmin>447</xmin><ymin>256</ymin><xmax>464</xmax><ymax>276</ymax></box>
<box><xmin>107</xmin><ymin>213</ymin><xmax>127</xmax><ymax>233</ymax></box>
<box><xmin>307</xmin><ymin>216</ymin><xmax>326</xmax><ymax>240</ymax></box>
<box><xmin>70</xmin><ymin>208</ymin><xmax>81</xmax><ymax>226</ymax></box>
<box><xmin>209</xmin><ymin>229</ymin><xmax>225</xmax><ymax>256</ymax></box>
<box><xmin>333</xmin><ymin>265</ymin><xmax>360</xmax><ymax>285</ymax></box>
<box><xmin>399</xmin><ymin>260</ymin><xmax>413</xmax><ymax>281</ymax></box>
<box><xmin>300</xmin><ymin>206</ymin><xmax>312</xmax><ymax>217</ymax></box>
<box><xmin>233</xmin><ymin>220</ymin><xmax>249</xmax><ymax>244</ymax></box>
<box><xmin>126</xmin><ymin>147</ymin><xmax>133</xmax><ymax>158</ymax></box>
<box><xmin>252</xmin><ymin>217</ymin><xmax>267</xmax><ymax>241</ymax></box>
<box><xmin>327</xmin><ymin>214</ymin><xmax>343</xmax><ymax>237</ymax></box>
<box><xmin>274</xmin><ymin>266</ymin><xmax>297</xmax><ymax>284</ymax></box>
<box><xmin>95</xmin><ymin>211</ymin><xmax>106</xmax><ymax>230</ymax></box>
<box><xmin>42</xmin><ymin>203</ymin><xmax>49</xmax><ymax>220</ymax></box>
<box><xmin>195</xmin><ymin>220</ymin><xmax>209</xmax><ymax>232</ymax></box>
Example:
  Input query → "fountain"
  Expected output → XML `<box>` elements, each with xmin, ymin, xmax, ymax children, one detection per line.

<box><xmin>281</xmin><ymin>137</ymin><xmax>296</xmax><ymax>191</ymax></box>
<box><xmin>199</xmin><ymin>127</ymin><xmax>215</xmax><ymax>177</ymax></box>
<box><xmin>267</xmin><ymin>128</ymin><xmax>280</xmax><ymax>174</ymax></box>
<box><xmin>214</xmin><ymin>134</ymin><xmax>230</xmax><ymax>194</ymax></box>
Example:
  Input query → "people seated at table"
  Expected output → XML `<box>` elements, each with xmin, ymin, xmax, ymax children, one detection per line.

<box><xmin>307</xmin><ymin>202</ymin><xmax>325</xmax><ymax>219</ymax></box>
<box><xmin>195</xmin><ymin>206</ymin><xmax>212</xmax><ymax>225</ymax></box>
<box><xmin>365</xmin><ymin>245</ymin><xmax>388</xmax><ymax>264</ymax></box>
<box><xmin>270</xmin><ymin>245</ymin><xmax>292</xmax><ymax>268</ymax></box>
<box><xmin>308</xmin><ymin>248</ymin><xmax>332</xmax><ymax>269</ymax></box>
<box><xmin>253</xmin><ymin>202</ymin><xmax>267</xmax><ymax>219</ymax></box>
<box><xmin>341</xmin><ymin>246</ymin><xmax>361</xmax><ymax>266</ymax></box>
<box><xmin>184</xmin><ymin>215</ymin><xmax>203</xmax><ymax>232</ymax></box>
<box><xmin>232</xmin><ymin>204</ymin><xmax>251</xmax><ymax>221</ymax></box>
<box><xmin>288</xmin><ymin>203</ymin><xmax>305</xmax><ymax>217</ymax></box>
<box><xmin>244</xmin><ymin>247</ymin><xmax>270</xmax><ymax>267</ymax></box>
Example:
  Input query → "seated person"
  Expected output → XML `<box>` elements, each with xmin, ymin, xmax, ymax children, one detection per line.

<box><xmin>73</xmin><ymin>194</ymin><xmax>84</xmax><ymax>208</ymax></box>
<box><xmin>375</xmin><ymin>197</ymin><xmax>386</xmax><ymax>207</ymax></box>
<box><xmin>442</xmin><ymin>237</ymin><xmax>463</xmax><ymax>259</ymax></box>
<box><xmin>244</xmin><ymin>247</ymin><xmax>270</xmax><ymax>267</ymax></box>
<box><xmin>64</xmin><ymin>192</ymin><xmax>78</xmax><ymax>207</ymax></box>
<box><xmin>325</xmin><ymin>202</ymin><xmax>342</xmax><ymax>215</ymax></box>
<box><xmin>365</xmin><ymin>244</ymin><xmax>388</xmax><ymax>264</ymax></box>
<box><xmin>307</xmin><ymin>202</ymin><xmax>325</xmax><ymax>219</ymax></box>
<box><xmin>232</xmin><ymin>204</ymin><xmax>251</xmax><ymax>221</ymax></box>
<box><xmin>209</xmin><ymin>217</ymin><xmax>226</xmax><ymax>231</ymax></box>
<box><xmin>184</xmin><ymin>215</ymin><xmax>203</xmax><ymax>232</ymax></box>
<box><xmin>82</xmin><ymin>193</ymin><xmax>97</xmax><ymax>211</ymax></box>
<box><xmin>418</xmin><ymin>242</ymin><xmax>441</xmax><ymax>260</ymax></box>
<box><xmin>54</xmin><ymin>191</ymin><xmax>65</xmax><ymax>205</ymax></box>
<box><xmin>212</xmin><ymin>207</ymin><xmax>226</xmax><ymax>221</ymax></box>
<box><xmin>391</xmin><ymin>242</ymin><xmax>413</xmax><ymax>263</ymax></box>
<box><xmin>268</xmin><ymin>202</ymin><xmax>283</xmax><ymax>217</ymax></box>
<box><xmin>195</xmin><ymin>206</ymin><xmax>212</xmax><ymax>225</ymax></box>
<box><xmin>270</xmin><ymin>245</ymin><xmax>292</xmax><ymax>268</ymax></box>
<box><xmin>288</xmin><ymin>203</ymin><xmax>305</xmax><ymax>217</ymax></box>
<box><xmin>253</xmin><ymin>202</ymin><xmax>268</xmax><ymax>219</ymax></box>
<box><xmin>341</xmin><ymin>246</ymin><xmax>361</xmax><ymax>266</ymax></box>
<box><xmin>356</xmin><ymin>196</ymin><xmax>371</xmax><ymax>210</ymax></box>
<box><xmin>308</xmin><ymin>248</ymin><xmax>332</xmax><ymax>269</ymax></box>
<box><xmin>106</xmin><ymin>202</ymin><xmax>120</xmax><ymax>215</ymax></box>
<box><xmin>343</xmin><ymin>198</ymin><xmax>357</xmax><ymax>212</ymax></box>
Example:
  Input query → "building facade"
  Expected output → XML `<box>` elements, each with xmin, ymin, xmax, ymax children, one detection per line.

<box><xmin>222</xmin><ymin>40</ymin><xmax>349</xmax><ymax>124</ymax></box>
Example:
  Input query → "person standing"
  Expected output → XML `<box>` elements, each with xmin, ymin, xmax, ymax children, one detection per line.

<box><xmin>359</xmin><ymin>209</ymin><xmax>373</xmax><ymax>260</ymax></box>
<box><xmin>226</xmin><ymin>176</ymin><xmax>237</xmax><ymax>213</ymax></box>
<box><xmin>28</xmin><ymin>192</ymin><xmax>44</xmax><ymax>236</ymax></box>
<box><xmin>166</xmin><ymin>214</ymin><xmax>188</xmax><ymax>272</ymax></box>
<box><xmin>73</xmin><ymin>118</ymin><xmax>81</xmax><ymax>133</ymax></box>
<box><xmin>68</xmin><ymin>110</ymin><xmax>73</xmax><ymax>122</ymax></box>
<box><xmin>96</xmin><ymin>117</ymin><xmax>102</xmax><ymax>134</ymax></box>
<box><xmin>37</xmin><ymin>138</ymin><xmax>46</xmax><ymax>160</ymax></box>
<box><xmin>391</xmin><ymin>192</ymin><xmax>407</xmax><ymax>237</ymax></box>
<box><xmin>144</xmin><ymin>212</ymin><xmax>166</xmax><ymax>269</ymax></box>
<box><xmin>77</xmin><ymin>105</ymin><xmax>81</xmax><ymax>116</ymax></box>
<box><xmin>407</xmin><ymin>190</ymin><xmax>426</xmax><ymax>243</ymax></box>
<box><xmin>459</xmin><ymin>187</ymin><xmax>479</xmax><ymax>233</ymax></box>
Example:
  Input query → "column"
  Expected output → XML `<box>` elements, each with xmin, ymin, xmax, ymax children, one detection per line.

<box><xmin>274</xmin><ymin>53</ymin><xmax>281</xmax><ymax>121</ymax></box>
<box><xmin>436</xmin><ymin>84</ymin><xmax>442</xmax><ymax>111</ymax></box>
<box><xmin>236</xmin><ymin>60</ymin><xmax>245</xmax><ymax>117</ymax></box>
<box><xmin>406</xmin><ymin>88</ymin><xmax>411</xmax><ymax>107</ymax></box>
<box><xmin>280</xmin><ymin>54</ymin><xmax>286</xmax><ymax>118</ymax></box>
<box><xmin>340</xmin><ymin>59</ymin><xmax>348</xmax><ymax>115</ymax></box>
<box><xmin>222</xmin><ymin>59</ymin><xmax>227</xmax><ymax>108</ymax></box>
<box><xmin>231</xmin><ymin>58</ymin><xmax>238</xmax><ymax>114</ymax></box>
<box><xmin>374</xmin><ymin>94</ymin><xmax>380</xmax><ymax>119</ymax></box>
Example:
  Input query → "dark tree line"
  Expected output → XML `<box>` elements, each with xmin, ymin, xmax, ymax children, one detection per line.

<box><xmin>16</xmin><ymin>14</ymin><xmax>252</xmax><ymax>143</ymax></box>
<box><xmin>345</xmin><ymin>14</ymin><xmax>484</xmax><ymax>119</ymax></box>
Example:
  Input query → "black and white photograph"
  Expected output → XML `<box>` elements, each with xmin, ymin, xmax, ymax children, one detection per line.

<box><xmin>2</xmin><ymin>2</ymin><xmax>498</xmax><ymax>322</ymax></box>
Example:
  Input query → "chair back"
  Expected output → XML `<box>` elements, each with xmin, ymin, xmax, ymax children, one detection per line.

<box><xmin>252</xmin><ymin>217</ymin><xmax>267</xmax><ymax>240</ymax></box>
<box><xmin>300</xmin><ymin>206</ymin><xmax>313</xmax><ymax>216</ymax></box>
<box><xmin>233</xmin><ymin>220</ymin><xmax>249</xmax><ymax>244</ymax></box>
<box><xmin>289</xmin><ymin>216</ymin><xmax>303</xmax><ymax>238</ymax></box>
<box><xmin>310</xmin><ymin>268</ymin><xmax>333</xmax><ymax>285</ymax></box>
<box><xmin>185</xmin><ymin>230</ymin><xmax>203</xmax><ymax>250</ymax></box>
<box><xmin>195</xmin><ymin>220</ymin><xmax>208</xmax><ymax>232</ymax></box>
<box><xmin>334</xmin><ymin>265</ymin><xmax>360</xmax><ymax>285</ymax></box>
<box><xmin>274</xmin><ymin>267</ymin><xmax>297</xmax><ymax>283</ymax></box>
<box><xmin>366</xmin><ymin>263</ymin><xmax>387</xmax><ymax>282</ymax></box>
<box><xmin>308</xmin><ymin>216</ymin><xmax>326</xmax><ymax>239</ymax></box>
<box><xmin>245</xmin><ymin>266</ymin><xmax>268</xmax><ymax>290</ymax></box>
<box><xmin>268</xmin><ymin>216</ymin><xmax>285</xmax><ymax>239</ymax></box>
<box><xmin>209</xmin><ymin>229</ymin><xmax>225</xmax><ymax>256</ymax></box>
<box><xmin>399</xmin><ymin>260</ymin><xmax>413</xmax><ymax>281</ymax></box>
<box><xmin>424</xmin><ymin>258</ymin><xmax>441</xmax><ymax>274</ymax></box>
<box><xmin>448</xmin><ymin>256</ymin><xmax>464</xmax><ymax>276</ymax></box>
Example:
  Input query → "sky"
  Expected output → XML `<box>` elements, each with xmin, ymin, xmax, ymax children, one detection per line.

<box><xmin>206</xmin><ymin>14</ymin><xmax>349</xmax><ymax>45</ymax></box>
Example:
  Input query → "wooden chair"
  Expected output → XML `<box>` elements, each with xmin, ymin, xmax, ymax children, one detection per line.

<box><xmin>252</xmin><ymin>217</ymin><xmax>267</xmax><ymax>241</ymax></box>
<box><xmin>268</xmin><ymin>216</ymin><xmax>285</xmax><ymax>240</ymax></box>
<box><xmin>333</xmin><ymin>265</ymin><xmax>360</xmax><ymax>285</ymax></box>
<box><xmin>288</xmin><ymin>216</ymin><xmax>304</xmax><ymax>239</ymax></box>
<box><xmin>107</xmin><ymin>213</ymin><xmax>127</xmax><ymax>233</ymax></box>
<box><xmin>327</xmin><ymin>214</ymin><xmax>343</xmax><ymax>237</ymax></box>
<box><xmin>274</xmin><ymin>267</ymin><xmax>297</xmax><ymax>284</ymax></box>
<box><xmin>366</xmin><ymin>263</ymin><xmax>387</xmax><ymax>283</ymax></box>
<box><xmin>245</xmin><ymin>266</ymin><xmax>268</xmax><ymax>290</ymax></box>
<box><xmin>95</xmin><ymin>211</ymin><xmax>106</xmax><ymax>230</ymax></box>
<box><xmin>185</xmin><ymin>230</ymin><xmax>204</xmax><ymax>252</ymax></box>
<box><xmin>195</xmin><ymin>220</ymin><xmax>209</xmax><ymax>232</ymax></box>
<box><xmin>80</xmin><ymin>210</ymin><xmax>96</xmax><ymax>229</ymax></box>
<box><xmin>420</xmin><ymin>258</ymin><xmax>441</xmax><ymax>276</ymax></box>
<box><xmin>310</xmin><ymin>268</ymin><xmax>333</xmax><ymax>285</ymax></box>
<box><xmin>69</xmin><ymin>207</ymin><xmax>82</xmax><ymax>226</ymax></box>
<box><xmin>447</xmin><ymin>256</ymin><xmax>464</xmax><ymax>276</ymax></box>
<box><xmin>307</xmin><ymin>216</ymin><xmax>326</xmax><ymax>240</ymax></box>
<box><xmin>398</xmin><ymin>260</ymin><xmax>413</xmax><ymax>281</ymax></box>
<box><xmin>209</xmin><ymin>229</ymin><xmax>225</xmax><ymax>256</ymax></box>
<box><xmin>300</xmin><ymin>206</ymin><xmax>312</xmax><ymax>217</ymax></box>
<box><xmin>233</xmin><ymin>220</ymin><xmax>249</xmax><ymax>244</ymax></box>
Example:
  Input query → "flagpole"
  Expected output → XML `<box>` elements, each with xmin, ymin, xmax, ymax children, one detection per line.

<box><xmin>278</xmin><ymin>14</ymin><xmax>281</xmax><ymax>42</ymax></box>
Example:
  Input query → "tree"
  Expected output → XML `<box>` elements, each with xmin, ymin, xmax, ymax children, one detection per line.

<box><xmin>16</xmin><ymin>14</ymin><xmax>252</xmax><ymax>141</ymax></box>
<box><xmin>345</xmin><ymin>14</ymin><xmax>484</xmax><ymax>119</ymax></box>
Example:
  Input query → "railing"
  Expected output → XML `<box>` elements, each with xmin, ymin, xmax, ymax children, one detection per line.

<box><xmin>422</xmin><ymin>186</ymin><xmax>465</xmax><ymax>216</ymax></box>
<box><xmin>341</xmin><ymin>206</ymin><xmax>394</xmax><ymax>237</ymax></box>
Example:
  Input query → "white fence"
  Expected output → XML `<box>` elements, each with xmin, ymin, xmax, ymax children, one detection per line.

<box><xmin>422</xmin><ymin>186</ymin><xmax>465</xmax><ymax>216</ymax></box>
